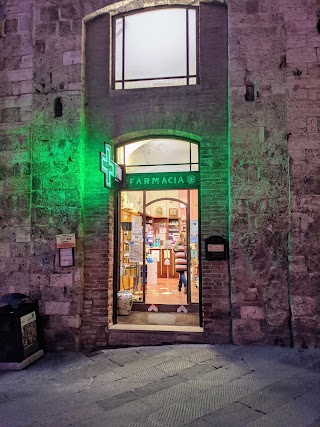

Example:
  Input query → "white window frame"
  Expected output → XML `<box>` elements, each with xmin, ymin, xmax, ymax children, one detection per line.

<box><xmin>112</xmin><ymin>6</ymin><xmax>198</xmax><ymax>90</ymax></box>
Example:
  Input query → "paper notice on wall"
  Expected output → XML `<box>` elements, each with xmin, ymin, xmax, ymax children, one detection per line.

<box><xmin>150</xmin><ymin>250</ymin><xmax>160</xmax><ymax>262</ymax></box>
<box><xmin>131</xmin><ymin>216</ymin><xmax>142</xmax><ymax>231</ymax></box>
<box><xmin>132</xmin><ymin>231</ymin><xmax>143</xmax><ymax>241</ymax></box>
<box><xmin>190</xmin><ymin>220</ymin><xmax>198</xmax><ymax>234</ymax></box>
<box><xmin>129</xmin><ymin>241</ymin><xmax>143</xmax><ymax>262</ymax></box>
<box><xmin>131</xmin><ymin>216</ymin><xmax>143</xmax><ymax>241</ymax></box>
<box><xmin>20</xmin><ymin>311</ymin><xmax>38</xmax><ymax>354</ymax></box>
<box><xmin>56</xmin><ymin>234</ymin><xmax>76</xmax><ymax>248</ymax></box>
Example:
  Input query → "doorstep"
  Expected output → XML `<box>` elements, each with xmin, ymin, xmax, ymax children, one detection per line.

<box><xmin>109</xmin><ymin>324</ymin><xmax>203</xmax><ymax>332</ymax></box>
<box><xmin>108</xmin><ymin>325</ymin><xmax>205</xmax><ymax>347</ymax></box>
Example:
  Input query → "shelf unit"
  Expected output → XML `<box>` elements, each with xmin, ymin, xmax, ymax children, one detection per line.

<box><xmin>168</xmin><ymin>218</ymin><xmax>180</xmax><ymax>241</ymax></box>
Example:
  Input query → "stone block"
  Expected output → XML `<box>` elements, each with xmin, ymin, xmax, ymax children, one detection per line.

<box><xmin>30</xmin><ymin>273</ymin><xmax>49</xmax><ymax>286</ymax></box>
<box><xmin>245</xmin><ymin>1</ymin><xmax>259</xmax><ymax>14</ymax></box>
<box><xmin>60</xmin><ymin>4</ymin><xmax>80</xmax><ymax>19</ymax></box>
<box><xmin>266</xmin><ymin>311</ymin><xmax>288</xmax><ymax>327</ymax></box>
<box><xmin>232</xmin><ymin>319</ymin><xmax>264</xmax><ymax>344</ymax></box>
<box><xmin>285</xmin><ymin>7</ymin><xmax>308</xmax><ymax>22</ymax></box>
<box><xmin>50</xmin><ymin>273</ymin><xmax>73</xmax><ymax>287</ymax></box>
<box><xmin>307</xmin><ymin>117</ymin><xmax>319</xmax><ymax>133</ymax></box>
<box><xmin>241</xmin><ymin>306</ymin><xmax>265</xmax><ymax>320</ymax></box>
<box><xmin>45</xmin><ymin>301</ymin><xmax>70</xmax><ymax>315</ymax></box>
<box><xmin>0</xmin><ymin>81</ymin><xmax>12</xmax><ymax>96</ymax></box>
<box><xmin>40</xmin><ymin>6</ymin><xmax>59</xmax><ymax>22</ymax></box>
<box><xmin>61</xmin><ymin>315</ymin><xmax>81</xmax><ymax>328</ymax></box>
<box><xmin>4</xmin><ymin>18</ymin><xmax>18</xmax><ymax>33</ymax></box>
<box><xmin>1</xmin><ymin>108</ymin><xmax>20</xmax><ymax>123</ymax></box>
<box><xmin>2</xmin><ymin>94</ymin><xmax>33</xmax><ymax>108</ymax></box>
<box><xmin>2</xmin><ymin>68</ymin><xmax>33</xmax><ymax>82</ymax></box>
<box><xmin>20</xmin><ymin>55</ymin><xmax>32</xmax><ymax>69</ymax></box>
<box><xmin>291</xmin><ymin>296</ymin><xmax>317</xmax><ymax>316</ymax></box>
<box><xmin>63</xmin><ymin>50</ymin><xmax>82</xmax><ymax>66</ymax></box>
<box><xmin>59</xmin><ymin>21</ymin><xmax>72</xmax><ymax>37</ymax></box>
<box><xmin>12</xmin><ymin>81</ymin><xmax>33</xmax><ymax>95</ymax></box>
<box><xmin>15</xmin><ymin>226</ymin><xmax>31</xmax><ymax>243</ymax></box>
<box><xmin>0</xmin><ymin>242</ymin><xmax>10</xmax><ymax>257</ymax></box>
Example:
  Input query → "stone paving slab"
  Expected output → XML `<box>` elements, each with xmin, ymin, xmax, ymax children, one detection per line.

<box><xmin>141</xmin><ymin>382</ymin><xmax>201</xmax><ymax>410</ymax></box>
<box><xmin>245</xmin><ymin>395</ymin><xmax>320</xmax><ymax>427</ymax></box>
<box><xmin>239</xmin><ymin>376</ymin><xmax>317</xmax><ymax>413</ymax></box>
<box><xmin>201</xmin><ymin>402</ymin><xmax>262</xmax><ymax>426</ymax></box>
<box><xmin>0</xmin><ymin>344</ymin><xmax>320</xmax><ymax>427</ymax></box>
<box><xmin>132</xmin><ymin>375</ymin><xmax>186</xmax><ymax>398</ymax></box>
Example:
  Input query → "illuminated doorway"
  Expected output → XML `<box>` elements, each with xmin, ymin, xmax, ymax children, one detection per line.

<box><xmin>115</xmin><ymin>137</ymin><xmax>201</xmax><ymax>326</ymax></box>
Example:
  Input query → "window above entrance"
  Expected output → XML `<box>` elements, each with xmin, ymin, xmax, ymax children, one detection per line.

<box><xmin>113</xmin><ymin>7</ymin><xmax>198</xmax><ymax>90</ymax></box>
<box><xmin>117</xmin><ymin>138</ymin><xmax>199</xmax><ymax>173</ymax></box>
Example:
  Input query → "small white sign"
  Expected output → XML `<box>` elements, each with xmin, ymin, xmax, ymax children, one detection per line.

<box><xmin>60</xmin><ymin>248</ymin><xmax>74</xmax><ymax>267</ymax></box>
<box><xmin>164</xmin><ymin>258</ymin><xmax>170</xmax><ymax>266</ymax></box>
<box><xmin>56</xmin><ymin>234</ymin><xmax>76</xmax><ymax>248</ymax></box>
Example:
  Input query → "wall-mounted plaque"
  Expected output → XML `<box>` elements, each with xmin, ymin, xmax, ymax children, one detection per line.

<box><xmin>205</xmin><ymin>236</ymin><xmax>228</xmax><ymax>261</ymax></box>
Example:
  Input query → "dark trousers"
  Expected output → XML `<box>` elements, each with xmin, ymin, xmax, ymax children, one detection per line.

<box><xmin>178</xmin><ymin>271</ymin><xmax>187</xmax><ymax>289</ymax></box>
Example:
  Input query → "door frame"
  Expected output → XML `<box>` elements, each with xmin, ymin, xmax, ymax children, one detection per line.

<box><xmin>114</xmin><ymin>188</ymin><xmax>202</xmax><ymax>324</ymax></box>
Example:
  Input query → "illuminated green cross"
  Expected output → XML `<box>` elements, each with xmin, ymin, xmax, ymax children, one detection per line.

<box><xmin>100</xmin><ymin>143</ymin><xmax>116</xmax><ymax>188</ymax></box>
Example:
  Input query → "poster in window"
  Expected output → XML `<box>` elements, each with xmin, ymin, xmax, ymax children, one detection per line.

<box><xmin>20</xmin><ymin>311</ymin><xmax>38</xmax><ymax>356</ymax></box>
<box><xmin>129</xmin><ymin>241</ymin><xmax>143</xmax><ymax>262</ymax></box>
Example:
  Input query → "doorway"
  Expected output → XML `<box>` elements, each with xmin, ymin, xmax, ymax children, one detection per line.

<box><xmin>119</xmin><ymin>188</ymin><xmax>199</xmax><ymax>306</ymax></box>
<box><xmin>114</xmin><ymin>137</ymin><xmax>201</xmax><ymax>326</ymax></box>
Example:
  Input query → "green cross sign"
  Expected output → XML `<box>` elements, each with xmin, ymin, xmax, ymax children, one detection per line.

<box><xmin>100</xmin><ymin>143</ymin><xmax>116</xmax><ymax>188</ymax></box>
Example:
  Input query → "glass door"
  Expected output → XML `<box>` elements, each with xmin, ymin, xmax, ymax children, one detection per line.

<box><xmin>119</xmin><ymin>189</ymin><xmax>199</xmax><ymax>306</ymax></box>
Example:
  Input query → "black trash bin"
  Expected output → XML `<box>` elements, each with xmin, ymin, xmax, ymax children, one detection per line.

<box><xmin>0</xmin><ymin>293</ymin><xmax>43</xmax><ymax>368</ymax></box>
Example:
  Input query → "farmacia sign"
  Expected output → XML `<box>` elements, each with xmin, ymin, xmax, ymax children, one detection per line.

<box><xmin>123</xmin><ymin>172</ymin><xmax>200</xmax><ymax>190</ymax></box>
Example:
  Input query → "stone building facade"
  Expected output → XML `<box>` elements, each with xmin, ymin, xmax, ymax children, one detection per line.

<box><xmin>0</xmin><ymin>0</ymin><xmax>319</xmax><ymax>351</ymax></box>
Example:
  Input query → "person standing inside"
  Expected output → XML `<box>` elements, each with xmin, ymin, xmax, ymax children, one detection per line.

<box><xmin>174</xmin><ymin>232</ymin><xmax>187</xmax><ymax>294</ymax></box>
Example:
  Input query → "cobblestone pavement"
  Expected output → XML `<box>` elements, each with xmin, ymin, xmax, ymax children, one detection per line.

<box><xmin>1</xmin><ymin>344</ymin><xmax>320</xmax><ymax>427</ymax></box>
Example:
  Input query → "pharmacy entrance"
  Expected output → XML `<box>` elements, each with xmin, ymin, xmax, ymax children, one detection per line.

<box><xmin>115</xmin><ymin>137</ymin><xmax>201</xmax><ymax>327</ymax></box>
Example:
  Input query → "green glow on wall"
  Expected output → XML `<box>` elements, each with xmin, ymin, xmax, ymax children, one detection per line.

<box><xmin>100</xmin><ymin>143</ymin><xmax>116</xmax><ymax>188</ymax></box>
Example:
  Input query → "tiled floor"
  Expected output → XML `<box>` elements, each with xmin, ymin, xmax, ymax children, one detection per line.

<box><xmin>132</xmin><ymin>278</ymin><xmax>199</xmax><ymax>305</ymax></box>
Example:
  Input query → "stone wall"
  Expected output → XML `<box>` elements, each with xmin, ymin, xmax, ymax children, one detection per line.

<box><xmin>229</xmin><ymin>0</ymin><xmax>290</xmax><ymax>346</ymax></box>
<box><xmin>0</xmin><ymin>0</ymin><xmax>319</xmax><ymax>351</ymax></box>
<box><xmin>0</xmin><ymin>0</ymin><xmax>84</xmax><ymax>351</ymax></box>
<box><xmin>285</xmin><ymin>0</ymin><xmax>320</xmax><ymax>347</ymax></box>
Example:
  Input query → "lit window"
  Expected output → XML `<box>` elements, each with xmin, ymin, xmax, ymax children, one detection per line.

<box><xmin>117</xmin><ymin>138</ymin><xmax>199</xmax><ymax>173</ymax></box>
<box><xmin>113</xmin><ymin>7</ymin><xmax>197</xmax><ymax>90</ymax></box>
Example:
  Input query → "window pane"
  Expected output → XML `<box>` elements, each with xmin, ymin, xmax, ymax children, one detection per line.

<box><xmin>188</xmin><ymin>9</ymin><xmax>197</xmax><ymax>76</ymax></box>
<box><xmin>124</xmin><ymin>78</ymin><xmax>187</xmax><ymax>89</ymax></box>
<box><xmin>191</xmin><ymin>143</ymin><xmax>198</xmax><ymax>163</ymax></box>
<box><xmin>115</xmin><ymin>18</ymin><xmax>123</xmax><ymax>82</ymax></box>
<box><xmin>189</xmin><ymin>77</ymin><xmax>197</xmax><ymax>85</ymax></box>
<box><xmin>117</xmin><ymin>146</ymin><xmax>124</xmax><ymax>164</ymax></box>
<box><xmin>124</xmin><ymin>9</ymin><xmax>187</xmax><ymax>81</ymax></box>
<box><xmin>126</xmin><ymin>139</ymin><xmax>192</xmax><ymax>166</ymax></box>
